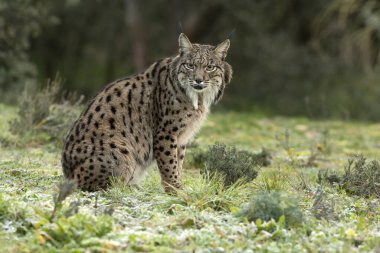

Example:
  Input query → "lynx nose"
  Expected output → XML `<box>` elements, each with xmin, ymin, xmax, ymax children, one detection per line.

<box><xmin>195</xmin><ymin>79</ymin><xmax>202</xmax><ymax>84</ymax></box>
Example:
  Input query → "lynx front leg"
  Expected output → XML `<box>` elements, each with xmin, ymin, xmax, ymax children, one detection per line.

<box><xmin>177</xmin><ymin>145</ymin><xmax>186</xmax><ymax>177</ymax></box>
<box><xmin>154</xmin><ymin>138</ymin><xmax>183</xmax><ymax>193</ymax></box>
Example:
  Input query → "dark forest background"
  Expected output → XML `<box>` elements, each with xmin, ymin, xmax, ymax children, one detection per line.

<box><xmin>1</xmin><ymin>0</ymin><xmax>380</xmax><ymax>120</ymax></box>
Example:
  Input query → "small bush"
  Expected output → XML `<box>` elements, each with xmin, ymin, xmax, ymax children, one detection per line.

<box><xmin>194</xmin><ymin>145</ymin><xmax>271</xmax><ymax>169</ymax></box>
<box><xmin>342</xmin><ymin>155</ymin><xmax>380</xmax><ymax>198</ymax></box>
<box><xmin>318</xmin><ymin>155</ymin><xmax>380</xmax><ymax>198</ymax></box>
<box><xmin>200</xmin><ymin>143</ymin><xmax>264</xmax><ymax>187</ymax></box>
<box><xmin>317</xmin><ymin>170</ymin><xmax>341</xmax><ymax>185</ymax></box>
<box><xmin>10</xmin><ymin>75</ymin><xmax>83</xmax><ymax>145</ymax></box>
<box><xmin>11</xmin><ymin>79</ymin><xmax>59</xmax><ymax>136</ymax></box>
<box><xmin>237</xmin><ymin>191</ymin><xmax>303</xmax><ymax>228</ymax></box>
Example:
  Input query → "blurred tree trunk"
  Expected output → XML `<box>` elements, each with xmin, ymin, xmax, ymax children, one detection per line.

<box><xmin>169</xmin><ymin>2</ymin><xmax>224</xmax><ymax>53</ymax></box>
<box><xmin>182</xmin><ymin>6</ymin><xmax>222</xmax><ymax>42</ymax></box>
<box><xmin>125</xmin><ymin>0</ymin><xmax>147</xmax><ymax>72</ymax></box>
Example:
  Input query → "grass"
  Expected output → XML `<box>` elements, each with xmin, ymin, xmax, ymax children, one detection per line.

<box><xmin>0</xmin><ymin>102</ymin><xmax>379</xmax><ymax>252</ymax></box>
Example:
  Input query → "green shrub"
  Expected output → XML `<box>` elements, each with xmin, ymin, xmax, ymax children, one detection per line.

<box><xmin>0</xmin><ymin>0</ymin><xmax>56</xmax><ymax>103</ymax></box>
<box><xmin>342</xmin><ymin>156</ymin><xmax>380</xmax><ymax>198</ymax></box>
<box><xmin>10</xmin><ymin>75</ymin><xmax>83</xmax><ymax>145</ymax></box>
<box><xmin>318</xmin><ymin>155</ymin><xmax>380</xmax><ymax>198</ymax></box>
<box><xmin>200</xmin><ymin>143</ymin><xmax>265</xmax><ymax>187</ymax></box>
<box><xmin>317</xmin><ymin>170</ymin><xmax>341</xmax><ymax>185</ymax></box>
<box><xmin>237</xmin><ymin>191</ymin><xmax>303</xmax><ymax>228</ymax></box>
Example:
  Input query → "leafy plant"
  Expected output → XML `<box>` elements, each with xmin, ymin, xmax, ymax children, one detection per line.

<box><xmin>317</xmin><ymin>170</ymin><xmax>341</xmax><ymax>185</ymax></box>
<box><xmin>341</xmin><ymin>155</ymin><xmax>380</xmax><ymax>198</ymax></box>
<box><xmin>200</xmin><ymin>143</ymin><xmax>262</xmax><ymax>187</ymax></box>
<box><xmin>318</xmin><ymin>155</ymin><xmax>380</xmax><ymax>198</ymax></box>
<box><xmin>38</xmin><ymin>214</ymin><xmax>113</xmax><ymax>249</ymax></box>
<box><xmin>10</xmin><ymin>75</ymin><xmax>83</xmax><ymax>145</ymax></box>
<box><xmin>0</xmin><ymin>0</ymin><xmax>57</xmax><ymax>102</ymax></box>
<box><xmin>237</xmin><ymin>191</ymin><xmax>303</xmax><ymax>228</ymax></box>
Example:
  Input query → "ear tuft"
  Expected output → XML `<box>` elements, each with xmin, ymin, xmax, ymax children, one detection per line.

<box><xmin>178</xmin><ymin>33</ymin><xmax>192</xmax><ymax>54</ymax></box>
<box><xmin>215</xmin><ymin>39</ymin><xmax>230</xmax><ymax>60</ymax></box>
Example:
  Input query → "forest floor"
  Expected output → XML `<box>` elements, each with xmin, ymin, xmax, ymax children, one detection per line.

<box><xmin>0</xmin><ymin>103</ymin><xmax>379</xmax><ymax>252</ymax></box>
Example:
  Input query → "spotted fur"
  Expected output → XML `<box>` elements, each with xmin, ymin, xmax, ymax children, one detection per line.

<box><xmin>61</xmin><ymin>33</ymin><xmax>233</xmax><ymax>192</ymax></box>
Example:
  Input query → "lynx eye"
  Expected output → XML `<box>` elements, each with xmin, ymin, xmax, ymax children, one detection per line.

<box><xmin>206</xmin><ymin>65</ymin><xmax>216</xmax><ymax>72</ymax></box>
<box><xmin>184</xmin><ymin>63</ymin><xmax>194</xmax><ymax>70</ymax></box>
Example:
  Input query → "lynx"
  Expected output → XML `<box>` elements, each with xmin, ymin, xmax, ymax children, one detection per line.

<box><xmin>62</xmin><ymin>33</ymin><xmax>232</xmax><ymax>192</ymax></box>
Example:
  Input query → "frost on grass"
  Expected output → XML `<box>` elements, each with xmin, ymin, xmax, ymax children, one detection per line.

<box><xmin>1</xmin><ymin>104</ymin><xmax>380</xmax><ymax>252</ymax></box>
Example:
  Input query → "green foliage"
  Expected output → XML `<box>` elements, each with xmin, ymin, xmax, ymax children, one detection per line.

<box><xmin>0</xmin><ymin>0</ymin><xmax>57</xmax><ymax>102</ymax></box>
<box><xmin>342</xmin><ymin>155</ymin><xmax>380</xmax><ymax>198</ymax></box>
<box><xmin>238</xmin><ymin>191</ymin><xmax>303</xmax><ymax>228</ymax></box>
<box><xmin>11</xmin><ymin>77</ymin><xmax>60</xmax><ymax>136</ymax></box>
<box><xmin>200</xmin><ymin>143</ymin><xmax>263</xmax><ymax>187</ymax></box>
<box><xmin>38</xmin><ymin>214</ymin><xmax>113</xmax><ymax>249</ymax></box>
<box><xmin>317</xmin><ymin>170</ymin><xmax>341</xmax><ymax>185</ymax></box>
<box><xmin>192</xmin><ymin>146</ymin><xmax>270</xmax><ymax>169</ymax></box>
<box><xmin>10</xmin><ymin>75</ymin><xmax>83</xmax><ymax>145</ymax></box>
<box><xmin>313</xmin><ymin>0</ymin><xmax>380</xmax><ymax>69</ymax></box>
<box><xmin>319</xmin><ymin>155</ymin><xmax>380</xmax><ymax>198</ymax></box>
<box><xmin>0</xmin><ymin>194</ymin><xmax>24</xmax><ymax>222</ymax></box>
<box><xmin>177</xmin><ymin>172</ymin><xmax>251</xmax><ymax>211</ymax></box>
<box><xmin>2</xmin><ymin>0</ymin><xmax>380</xmax><ymax>120</ymax></box>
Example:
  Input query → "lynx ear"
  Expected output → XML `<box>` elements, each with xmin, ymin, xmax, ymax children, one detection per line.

<box><xmin>213</xmin><ymin>62</ymin><xmax>233</xmax><ymax>104</ymax></box>
<box><xmin>223</xmin><ymin>62</ymin><xmax>233</xmax><ymax>84</ymax></box>
<box><xmin>178</xmin><ymin>33</ymin><xmax>192</xmax><ymax>55</ymax></box>
<box><xmin>215</xmin><ymin>39</ymin><xmax>230</xmax><ymax>60</ymax></box>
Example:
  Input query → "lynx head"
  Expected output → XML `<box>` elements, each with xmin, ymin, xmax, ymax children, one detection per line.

<box><xmin>170</xmin><ymin>33</ymin><xmax>233</xmax><ymax>109</ymax></box>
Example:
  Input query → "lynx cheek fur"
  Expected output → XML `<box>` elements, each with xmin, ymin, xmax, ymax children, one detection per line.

<box><xmin>61</xmin><ymin>33</ymin><xmax>232</xmax><ymax>192</ymax></box>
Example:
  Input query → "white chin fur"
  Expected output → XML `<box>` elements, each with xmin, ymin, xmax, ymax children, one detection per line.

<box><xmin>184</xmin><ymin>82</ymin><xmax>219</xmax><ymax>110</ymax></box>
